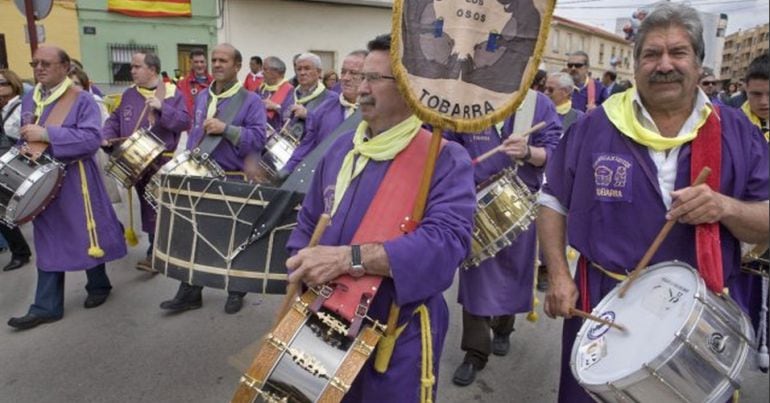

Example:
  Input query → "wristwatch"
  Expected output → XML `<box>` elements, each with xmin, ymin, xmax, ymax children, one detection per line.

<box><xmin>349</xmin><ymin>244</ymin><xmax>366</xmax><ymax>277</ymax></box>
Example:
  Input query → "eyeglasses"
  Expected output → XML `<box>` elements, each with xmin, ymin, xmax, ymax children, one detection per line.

<box><xmin>700</xmin><ymin>80</ymin><xmax>717</xmax><ymax>86</ymax></box>
<box><xmin>29</xmin><ymin>60</ymin><xmax>61</xmax><ymax>69</ymax></box>
<box><xmin>566</xmin><ymin>63</ymin><xmax>585</xmax><ymax>69</ymax></box>
<box><xmin>543</xmin><ymin>86</ymin><xmax>555</xmax><ymax>94</ymax></box>
<box><xmin>340</xmin><ymin>69</ymin><xmax>363</xmax><ymax>80</ymax></box>
<box><xmin>361</xmin><ymin>72</ymin><xmax>396</xmax><ymax>82</ymax></box>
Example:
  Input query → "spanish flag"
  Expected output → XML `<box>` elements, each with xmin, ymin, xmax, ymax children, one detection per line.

<box><xmin>108</xmin><ymin>0</ymin><xmax>192</xmax><ymax>17</ymax></box>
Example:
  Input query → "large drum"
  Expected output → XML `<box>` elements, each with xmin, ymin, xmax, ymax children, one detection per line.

<box><xmin>232</xmin><ymin>292</ymin><xmax>383</xmax><ymax>402</ymax></box>
<box><xmin>104</xmin><ymin>128</ymin><xmax>166</xmax><ymax>188</ymax></box>
<box><xmin>0</xmin><ymin>147</ymin><xmax>64</xmax><ymax>226</ymax></box>
<box><xmin>152</xmin><ymin>175</ymin><xmax>301</xmax><ymax>294</ymax></box>
<box><xmin>144</xmin><ymin>150</ymin><xmax>225</xmax><ymax>209</ymax></box>
<box><xmin>571</xmin><ymin>261</ymin><xmax>757</xmax><ymax>403</ymax></box>
<box><xmin>462</xmin><ymin>168</ymin><xmax>538</xmax><ymax>268</ymax></box>
<box><xmin>259</xmin><ymin>124</ymin><xmax>298</xmax><ymax>178</ymax></box>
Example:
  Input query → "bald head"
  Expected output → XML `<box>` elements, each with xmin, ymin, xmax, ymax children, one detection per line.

<box><xmin>211</xmin><ymin>43</ymin><xmax>242</xmax><ymax>87</ymax></box>
<box><xmin>32</xmin><ymin>46</ymin><xmax>71</xmax><ymax>89</ymax></box>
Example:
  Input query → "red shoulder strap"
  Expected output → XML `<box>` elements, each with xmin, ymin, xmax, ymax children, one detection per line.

<box><xmin>266</xmin><ymin>82</ymin><xmax>294</xmax><ymax>120</ymax></box>
<box><xmin>587</xmin><ymin>79</ymin><xmax>596</xmax><ymax>108</ymax></box>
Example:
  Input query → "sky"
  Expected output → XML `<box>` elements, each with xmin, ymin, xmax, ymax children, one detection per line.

<box><xmin>554</xmin><ymin>0</ymin><xmax>770</xmax><ymax>35</ymax></box>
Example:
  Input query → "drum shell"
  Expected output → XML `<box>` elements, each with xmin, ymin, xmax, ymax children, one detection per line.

<box><xmin>571</xmin><ymin>261</ymin><xmax>757</xmax><ymax>403</ymax></box>
<box><xmin>105</xmin><ymin>128</ymin><xmax>165</xmax><ymax>188</ymax></box>
<box><xmin>260</xmin><ymin>126</ymin><xmax>298</xmax><ymax>177</ymax></box>
<box><xmin>0</xmin><ymin>148</ymin><xmax>64</xmax><ymax>225</ymax></box>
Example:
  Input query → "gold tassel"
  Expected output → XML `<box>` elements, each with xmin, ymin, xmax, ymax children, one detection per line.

<box><xmin>528</xmin><ymin>241</ymin><xmax>540</xmax><ymax>322</ymax></box>
<box><xmin>79</xmin><ymin>161</ymin><xmax>106</xmax><ymax>259</ymax></box>
<box><xmin>567</xmin><ymin>247</ymin><xmax>577</xmax><ymax>261</ymax></box>
<box><xmin>88</xmin><ymin>246</ymin><xmax>105</xmax><ymax>258</ymax></box>
<box><xmin>527</xmin><ymin>296</ymin><xmax>540</xmax><ymax>322</ymax></box>
<box><xmin>124</xmin><ymin>188</ymin><xmax>139</xmax><ymax>246</ymax></box>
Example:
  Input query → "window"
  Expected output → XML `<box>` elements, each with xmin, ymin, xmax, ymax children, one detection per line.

<box><xmin>599</xmin><ymin>43</ymin><xmax>605</xmax><ymax>65</ymax></box>
<box><xmin>109</xmin><ymin>43</ymin><xmax>157</xmax><ymax>84</ymax></box>
<box><xmin>310</xmin><ymin>50</ymin><xmax>336</xmax><ymax>74</ymax></box>
<box><xmin>551</xmin><ymin>29</ymin><xmax>560</xmax><ymax>53</ymax></box>
<box><xmin>580</xmin><ymin>35</ymin><xmax>586</xmax><ymax>52</ymax></box>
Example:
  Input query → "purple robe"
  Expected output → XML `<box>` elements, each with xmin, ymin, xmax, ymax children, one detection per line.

<box><xmin>186</xmin><ymin>88</ymin><xmax>267</xmax><ymax>172</ymax></box>
<box><xmin>284</xmin><ymin>95</ymin><xmax>347</xmax><ymax>173</ymax></box>
<box><xmin>571</xmin><ymin>78</ymin><xmax>607</xmax><ymax>112</ymax></box>
<box><xmin>103</xmin><ymin>86</ymin><xmax>190</xmax><ymax>232</ymax></box>
<box><xmin>446</xmin><ymin>92</ymin><xmax>562</xmax><ymax>316</ymax></box>
<box><xmin>287</xmin><ymin>130</ymin><xmax>476</xmax><ymax>402</ymax></box>
<box><xmin>21</xmin><ymin>91</ymin><xmax>127</xmax><ymax>271</ymax></box>
<box><xmin>258</xmin><ymin>84</ymin><xmax>295</xmax><ymax>132</ymax></box>
<box><xmin>542</xmin><ymin>106</ymin><xmax>769</xmax><ymax>403</ymax></box>
<box><xmin>279</xmin><ymin>90</ymin><xmax>337</xmax><ymax>170</ymax></box>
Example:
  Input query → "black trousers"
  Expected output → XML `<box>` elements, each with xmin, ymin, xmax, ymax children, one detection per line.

<box><xmin>0</xmin><ymin>222</ymin><xmax>31</xmax><ymax>259</ymax></box>
<box><xmin>460</xmin><ymin>310</ymin><xmax>516</xmax><ymax>368</ymax></box>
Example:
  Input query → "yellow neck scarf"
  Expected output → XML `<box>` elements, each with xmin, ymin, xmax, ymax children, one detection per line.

<box><xmin>206</xmin><ymin>81</ymin><xmax>242</xmax><ymax>119</ymax></box>
<box><xmin>135</xmin><ymin>81</ymin><xmax>177</xmax><ymax>100</ymax></box>
<box><xmin>260</xmin><ymin>78</ymin><xmax>288</xmax><ymax>93</ymax></box>
<box><xmin>741</xmin><ymin>101</ymin><xmax>770</xmax><ymax>142</ymax></box>
<box><xmin>339</xmin><ymin>93</ymin><xmax>357</xmax><ymax>118</ymax></box>
<box><xmin>331</xmin><ymin>115</ymin><xmax>422</xmax><ymax>216</ymax></box>
<box><xmin>556</xmin><ymin>100</ymin><xmax>573</xmax><ymax>115</ymax></box>
<box><xmin>295</xmin><ymin>83</ymin><xmax>326</xmax><ymax>105</ymax></box>
<box><xmin>33</xmin><ymin>77</ymin><xmax>73</xmax><ymax>123</ymax></box>
<box><xmin>604</xmin><ymin>89</ymin><xmax>712</xmax><ymax>151</ymax></box>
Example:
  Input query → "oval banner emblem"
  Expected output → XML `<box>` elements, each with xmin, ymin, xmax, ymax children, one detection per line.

<box><xmin>392</xmin><ymin>0</ymin><xmax>555</xmax><ymax>132</ymax></box>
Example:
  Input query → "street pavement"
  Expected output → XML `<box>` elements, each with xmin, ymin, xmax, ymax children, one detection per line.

<box><xmin>0</xmin><ymin>196</ymin><xmax>768</xmax><ymax>402</ymax></box>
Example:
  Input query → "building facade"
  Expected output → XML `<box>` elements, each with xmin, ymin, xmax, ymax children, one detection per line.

<box><xmin>721</xmin><ymin>23</ymin><xmax>769</xmax><ymax>83</ymax></box>
<box><xmin>543</xmin><ymin>16</ymin><xmax>634</xmax><ymax>81</ymax></box>
<box><xmin>77</xmin><ymin>0</ymin><xmax>218</xmax><ymax>88</ymax></box>
<box><xmin>0</xmin><ymin>0</ymin><xmax>81</xmax><ymax>80</ymax></box>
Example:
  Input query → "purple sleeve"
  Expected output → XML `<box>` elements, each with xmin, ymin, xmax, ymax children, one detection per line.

<box><xmin>284</xmin><ymin>108</ymin><xmax>322</xmax><ymax>173</ymax></box>
<box><xmin>47</xmin><ymin>93</ymin><xmax>102</xmax><ymax>161</ymax></box>
<box><xmin>740</xmin><ymin>118</ymin><xmax>770</xmax><ymax>201</ymax></box>
<box><xmin>101</xmin><ymin>104</ymin><xmax>121</xmax><ymax>140</ymax></box>
<box><xmin>233</xmin><ymin>95</ymin><xmax>267</xmax><ymax>156</ymax></box>
<box><xmin>595</xmin><ymin>80</ymin><xmax>608</xmax><ymax>105</ymax></box>
<box><xmin>542</xmin><ymin>117</ymin><xmax>586</xmax><ymax>209</ymax></box>
<box><xmin>383</xmin><ymin>142</ymin><xmax>476</xmax><ymax>305</ymax></box>
<box><xmin>158</xmin><ymin>91</ymin><xmax>191</xmax><ymax>135</ymax></box>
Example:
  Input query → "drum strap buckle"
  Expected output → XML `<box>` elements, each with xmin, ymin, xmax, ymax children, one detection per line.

<box><xmin>309</xmin><ymin>284</ymin><xmax>336</xmax><ymax>312</ymax></box>
<box><xmin>348</xmin><ymin>294</ymin><xmax>373</xmax><ymax>338</ymax></box>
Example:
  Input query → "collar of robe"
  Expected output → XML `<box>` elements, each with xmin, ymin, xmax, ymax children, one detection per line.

<box><xmin>331</xmin><ymin>115</ymin><xmax>422</xmax><ymax>216</ymax></box>
<box><xmin>556</xmin><ymin>100</ymin><xmax>573</xmax><ymax>115</ymax></box>
<box><xmin>33</xmin><ymin>77</ymin><xmax>73</xmax><ymax>124</ymax></box>
<box><xmin>260</xmin><ymin>78</ymin><xmax>288</xmax><ymax>92</ymax></box>
<box><xmin>339</xmin><ymin>93</ymin><xmax>357</xmax><ymax>113</ymax></box>
<box><xmin>295</xmin><ymin>83</ymin><xmax>326</xmax><ymax>105</ymax></box>
<box><xmin>206</xmin><ymin>80</ymin><xmax>242</xmax><ymax>119</ymax></box>
<box><xmin>604</xmin><ymin>88</ymin><xmax>712</xmax><ymax>151</ymax></box>
<box><xmin>135</xmin><ymin>81</ymin><xmax>177</xmax><ymax>100</ymax></box>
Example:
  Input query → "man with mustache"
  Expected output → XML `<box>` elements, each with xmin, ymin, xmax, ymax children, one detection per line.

<box><xmin>537</xmin><ymin>4</ymin><xmax>769</xmax><ymax>402</ymax></box>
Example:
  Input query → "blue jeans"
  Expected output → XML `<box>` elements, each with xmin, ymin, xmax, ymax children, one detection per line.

<box><xmin>28</xmin><ymin>264</ymin><xmax>112</xmax><ymax>318</ymax></box>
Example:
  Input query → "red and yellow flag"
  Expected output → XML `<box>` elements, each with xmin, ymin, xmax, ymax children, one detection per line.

<box><xmin>108</xmin><ymin>0</ymin><xmax>192</xmax><ymax>17</ymax></box>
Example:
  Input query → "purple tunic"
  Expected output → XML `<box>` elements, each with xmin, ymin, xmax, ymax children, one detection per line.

<box><xmin>186</xmin><ymin>89</ymin><xmax>267</xmax><ymax>172</ymax></box>
<box><xmin>543</xmin><ymin>106</ymin><xmax>769</xmax><ymax>403</ymax></box>
<box><xmin>571</xmin><ymin>78</ymin><xmax>607</xmax><ymax>112</ymax></box>
<box><xmin>284</xmin><ymin>95</ymin><xmax>347</xmax><ymax>173</ymax></box>
<box><xmin>446</xmin><ymin>92</ymin><xmax>562</xmax><ymax>316</ymax></box>
<box><xmin>258</xmin><ymin>84</ymin><xmax>295</xmax><ymax>132</ymax></box>
<box><xmin>103</xmin><ymin>86</ymin><xmax>190</xmax><ymax>232</ymax></box>
<box><xmin>287</xmin><ymin>130</ymin><xmax>476</xmax><ymax>402</ymax></box>
<box><xmin>21</xmin><ymin>91</ymin><xmax>127</xmax><ymax>271</ymax></box>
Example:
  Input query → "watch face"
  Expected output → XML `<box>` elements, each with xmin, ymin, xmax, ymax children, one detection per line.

<box><xmin>350</xmin><ymin>265</ymin><xmax>365</xmax><ymax>277</ymax></box>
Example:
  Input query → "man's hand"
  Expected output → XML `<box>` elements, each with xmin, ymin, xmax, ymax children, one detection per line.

<box><xmin>286</xmin><ymin>245</ymin><xmax>350</xmax><ymax>288</ymax></box>
<box><xmin>667</xmin><ymin>184</ymin><xmax>726</xmax><ymax>225</ymax></box>
<box><xmin>244</xmin><ymin>155</ymin><xmax>272</xmax><ymax>184</ymax></box>
<box><xmin>147</xmin><ymin>97</ymin><xmax>162</xmax><ymax>110</ymax></box>
<box><xmin>500</xmin><ymin>136</ymin><xmax>529</xmax><ymax>160</ymax></box>
<box><xmin>544</xmin><ymin>266</ymin><xmax>579</xmax><ymax>319</ymax></box>
<box><xmin>586</xmin><ymin>104</ymin><xmax>597</xmax><ymax>111</ymax></box>
<box><xmin>20</xmin><ymin>125</ymin><xmax>47</xmax><ymax>142</ymax></box>
<box><xmin>290</xmin><ymin>104</ymin><xmax>307</xmax><ymax>119</ymax></box>
<box><xmin>265</xmin><ymin>100</ymin><xmax>281</xmax><ymax>111</ymax></box>
<box><xmin>203</xmin><ymin>118</ymin><xmax>226</xmax><ymax>135</ymax></box>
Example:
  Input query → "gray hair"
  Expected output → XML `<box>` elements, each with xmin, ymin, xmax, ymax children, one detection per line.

<box><xmin>263</xmin><ymin>56</ymin><xmax>286</xmax><ymax>75</ymax></box>
<box><xmin>348</xmin><ymin>49</ymin><xmax>369</xmax><ymax>59</ymax></box>
<box><xmin>570</xmin><ymin>50</ymin><xmax>590</xmax><ymax>67</ymax></box>
<box><xmin>296</xmin><ymin>52</ymin><xmax>322</xmax><ymax>70</ymax></box>
<box><xmin>634</xmin><ymin>2</ymin><xmax>705</xmax><ymax>66</ymax></box>
<box><xmin>549</xmin><ymin>72</ymin><xmax>575</xmax><ymax>90</ymax></box>
<box><xmin>137</xmin><ymin>51</ymin><xmax>161</xmax><ymax>74</ymax></box>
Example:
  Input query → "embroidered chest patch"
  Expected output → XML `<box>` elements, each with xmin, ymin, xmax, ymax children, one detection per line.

<box><xmin>122</xmin><ymin>105</ymin><xmax>134</xmax><ymax>122</ymax></box>
<box><xmin>592</xmin><ymin>153</ymin><xmax>632</xmax><ymax>202</ymax></box>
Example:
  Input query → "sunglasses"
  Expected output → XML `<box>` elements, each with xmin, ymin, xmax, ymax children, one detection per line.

<box><xmin>29</xmin><ymin>60</ymin><xmax>61</xmax><ymax>69</ymax></box>
<box><xmin>567</xmin><ymin>63</ymin><xmax>585</xmax><ymax>69</ymax></box>
<box><xmin>700</xmin><ymin>80</ymin><xmax>718</xmax><ymax>86</ymax></box>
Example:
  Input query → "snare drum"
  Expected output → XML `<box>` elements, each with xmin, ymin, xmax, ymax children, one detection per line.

<box><xmin>0</xmin><ymin>147</ymin><xmax>65</xmax><ymax>226</ymax></box>
<box><xmin>741</xmin><ymin>242</ymin><xmax>769</xmax><ymax>277</ymax></box>
<box><xmin>259</xmin><ymin>124</ymin><xmax>298</xmax><ymax>177</ymax></box>
<box><xmin>571</xmin><ymin>261</ymin><xmax>756</xmax><ymax>403</ymax></box>
<box><xmin>462</xmin><ymin>168</ymin><xmax>538</xmax><ymax>268</ymax></box>
<box><xmin>145</xmin><ymin>151</ymin><xmax>225</xmax><ymax>208</ymax></box>
<box><xmin>104</xmin><ymin>128</ymin><xmax>166</xmax><ymax>188</ymax></box>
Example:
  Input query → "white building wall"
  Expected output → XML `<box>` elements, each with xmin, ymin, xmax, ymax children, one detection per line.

<box><xmin>219</xmin><ymin>0</ymin><xmax>393</xmax><ymax>80</ymax></box>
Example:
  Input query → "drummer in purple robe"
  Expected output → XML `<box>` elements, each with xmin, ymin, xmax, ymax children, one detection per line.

<box><xmin>159</xmin><ymin>43</ymin><xmax>267</xmax><ymax>315</ymax></box>
<box><xmin>546</xmin><ymin>72</ymin><xmax>584</xmax><ymax>131</ymax></box>
<box><xmin>258</xmin><ymin>56</ymin><xmax>295</xmax><ymax>132</ymax></box>
<box><xmin>567</xmin><ymin>50</ymin><xmax>606</xmax><ymax>112</ymax></box>
<box><xmin>280</xmin><ymin>50</ymin><xmax>367</xmax><ymax>177</ymax></box>
<box><xmin>8</xmin><ymin>46</ymin><xmax>127</xmax><ymax>330</ymax></box>
<box><xmin>444</xmin><ymin>90</ymin><xmax>562</xmax><ymax>386</ymax></box>
<box><xmin>286</xmin><ymin>34</ymin><xmax>475</xmax><ymax>402</ymax></box>
<box><xmin>102</xmin><ymin>51</ymin><xmax>190</xmax><ymax>273</ymax></box>
<box><xmin>537</xmin><ymin>4</ymin><xmax>770</xmax><ymax>402</ymax></box>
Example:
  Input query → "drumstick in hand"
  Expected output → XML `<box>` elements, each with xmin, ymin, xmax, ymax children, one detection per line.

<box><xmin>619</xmin><ymin>167</ymin><xmax>712</xmax><ymax>298</ymax></box>
<box><xmin>274</xmin><ymin>213</ymin><xmax>331</xmax><ymax>325</ymax></box>
<box><xmin>472</xmin><ymin>121</ymin><xmax>546</xmax><ymax>165</ymax></box>
<box><xmin>569</xmin><ymin>308</ymin><xmax>627</xmax><ymax>332</ymax></box>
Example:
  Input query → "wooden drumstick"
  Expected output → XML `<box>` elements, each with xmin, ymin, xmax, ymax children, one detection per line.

<box><xmin>472</xmin><ymin>121</ymin><xmax>546</xmax><ymax>165</ymax></box>
<box><xmin>274</xmin><ymin>213</ymin><xmax>331</xmax><ymax>325</ymax></box>
<box><xmin>619</xmin><ymin>167</ymin><xmax>712</xmax><ymax>298</ymax></box>
<box><xmin>569</xmin><ymin>308</ymin><xmax>627</xmax><ymax>332</ymax></box>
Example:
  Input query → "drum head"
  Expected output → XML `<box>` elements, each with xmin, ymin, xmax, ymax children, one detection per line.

<box><xmin>14</xmin><ymin>162</ymin><xmax>63</xmax><ymax>222</ymax></box>
<box><xmin>572</xmin><ymin>261</ymin><xmax>701</xmax><ymax>386</ymax></box>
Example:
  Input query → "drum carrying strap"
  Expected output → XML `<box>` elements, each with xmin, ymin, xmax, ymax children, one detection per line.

<box><xmin>280</xmin><ymin>110</ymin><xmax>362</xmax><ymax>193</ymax></box>
<box><xmin>195</xmin><ymin>88</ymin><xmax>249</xmax><ymax>158</ymax></box>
